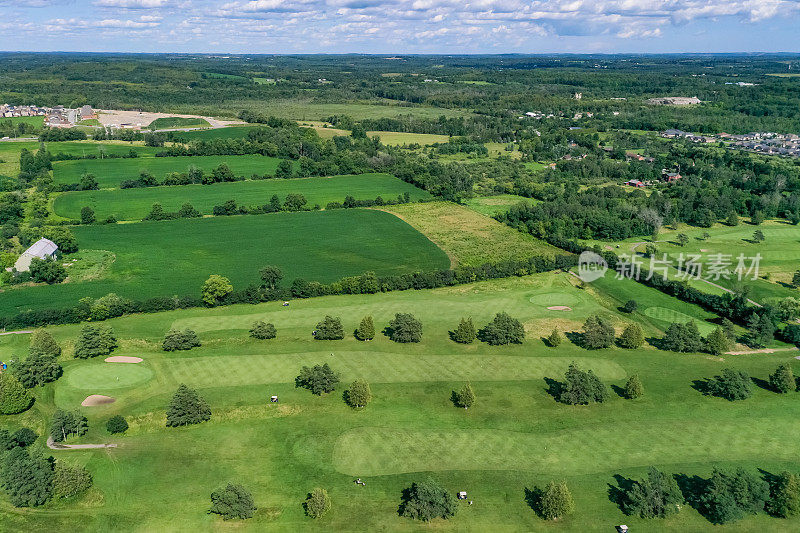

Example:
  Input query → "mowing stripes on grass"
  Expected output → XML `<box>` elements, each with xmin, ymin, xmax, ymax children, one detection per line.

<box><xmin>148</xmin><ymin>353</ymin><xmax>625</xmax><ymax>389</ymax></box>
<box><xmin>331</xmin><ymin>418</ymin><xmax>800</xmax><ymax>476</ymax></box>
<box><xmin>643</xmin><ymin>307</ymin><xmax>717</xmax><ymax>335</ymax></box>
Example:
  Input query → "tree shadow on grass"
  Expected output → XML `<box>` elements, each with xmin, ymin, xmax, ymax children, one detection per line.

<box><xmin>690</xmin><ymin>379</ymin><xmax>712</xmax><ymax>395</ymax></box>
<box><xmin>751</xmin><ymin>376</ymin><xmax>773</xmax><ymax>392</ymax></box>
<box><xmin>523</xmin><ymin>486</ymin><xmax>543</xmax><ymax>515</ymax></box>
<box><xmin>645</xmin><ymin>336</ymin><xmax>667</xmax><ymax>351</ymax></box>
<box><xmin>610</xmin><ymin>384</ymin><xmax>627</xmax><ymax>398</ymax></box>
<box><xmin>674</xmin><ymin>473</ymin><xmax>709</xmax><ymax>516</ymax></box>
<box><xmin>564</xmin><ymin>331</ymin><xmax>584</xmax><ymax>348</ymax></box>
<box><xmin>544</xmin><ymin>377</ymin><xmax>563</xmax><ymax>402</ymax></box>
<box><xmin>449</xmin><ymin>390</ymin><xmax>460</xmax><ymax>408</ymax></box>
<box><xmin>607</xmin><ymin>474</ymin><xmax>636</xmax><ymax>512</ymax></box>
<box><xmin>397</xmin><ymin>486</ymin><xmax>412</xmax><ymax>517</ymax></box>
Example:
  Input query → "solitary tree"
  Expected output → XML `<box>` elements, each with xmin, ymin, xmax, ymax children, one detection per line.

<box><xmin>388</xmin><ymin>313</ymin><xmax>423</xmax><ymax>343</ymax></box>
<box><xmin>0</xmin><ymin>373</ymin><xmax>33</xmax><ymax>415</ymax></box>
<box><xmin>624</xmin><ymin>374</ymin><xmax>644</xmax><ymax>399</ymax></box>
<box><xmin>677</xmin><ymin>233</ymin><xmax>689</xmax><ymax>247</ymax></box>
<box><xmin>769</xmin><ymin>363</ymin><xmax>796</xmax><ymax>394</ymax></box>
<box><xmin>751</xmin><ymin>211</ymin><xmax>765</xmax><ymax>225</ymax></box>
<box><xmin>559</xmin><ymin>363</ymin><xmax>607</xmax><ymax>405</ymax></box>
<box><xmin>400</xmin><ymin>477</ymin><xmax>458</xmax><ymax>521</ymax></box>
<box><xmin>618</xmin><ymin>324</ymin><xmax>644</xmax><ymax>349</ymax></box>
<box><xmin>727</xmin><ymin>211</ymin><xmax>740</xmax><ymax>227</ymax></box>
<box><xmin>209</xmin><ymin>483</ymin><xmax>257</xmax><ymax>520</ymax></box>
<box><xmin>296</xmin><ymin>364</ymin><xmax>340</xmax><ymax>395</ymax></box>
<box><xmin>547</xmin><ymin>328</ymin><xmax>562</xmax><ymax>348</ymax></box>
<box><xmin>345</xmin><ymin>379</ymin><xmax>372</xmax><ymax>408</ymax></box>
<box><xmin>74</xmin><ymin>324</ymin><xmax>117</xmax><ymax>358</ymax></box>
<box><xmin>355</xmin><ymin>316</ymin><xmax>375</xmax><ymax>341</ymax></box>
<box><xmin>259</xmin><ymin>265</ymin><xmax>283</xmax><ymax>289</ymax></box>
<box><xmin>452</xmin><ymin>317</ymin><xmax>476</xmax><ymax>344</ymax></box>
<box><xmin>250</xmin><ymin>321</ymin><xmax>277</xmax><ymax>340</ymax></box>
<box><xmin>162</xmin><ymin>329</ymin><xmax>201</xmax><ymax>351</ymax></box>
<box><xmin>29</xmin><ymin>329</ymin><xmax>61</xmax><ymax>358</ymax></box>
<box><xmin>753</xmin><ymin>229</ymin><xmax>765</xmax><ymax>243</ymax></box>
<box><xmin>106</xmin><ymin>415</ymin><xmax>129</xmax><ymax>434</ymax></box>
<box><xmin>538</xmin><ymin>480</ymin><xmax>575</xmax><ymax>520</ymax></box>
<box><xmin>80</xmin><ymin>206</ymin><xmax>95</xmax><ymax>225</ymax></box>
<box><xmin>454</xmin><ymin>382</ymin><xmax>476</xmax><ymax>409</ymax></box>
<box><xmin>478</xmin><ymin>312</ymin><xmax>524</xmax><ymax>345</ymax></box>
<box><xmin>706</xmin><ymin>327</ymin><xmax>731</xmax><ymax>355</ymax></box>
<box><xmin>166</xmin><ymin>384</ymin><xmax>211</xmax><ymax>427</ymax></box>
<box><xmin>622</xmin><ymin>299</ymin><xmax>638</xmax><ymax>313</ymax></box>
<box><xmin>202</xmin><ymin>275</ymin><xmax>233</xmax><ymax>306</ymax></box>
<box><xmin>581</xmin><ymin>315</ymin><xmax>615</xmax><ymax>349</ymax></box>
<box><xmin>315</xmin><ymin>316</ymin><xmax>344</xmax><ymax>340</ymax></box>
<box><xmin>707</xmin><ymin>368</ymin><xmax>752</xmax><ymax>401</ymax></box>
<box><xmin>305</xmin><ymin>488</ymin><xmax>331</xmax><ymax>519</ymax></box>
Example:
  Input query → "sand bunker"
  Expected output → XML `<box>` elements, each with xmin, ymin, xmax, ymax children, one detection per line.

<box><xmin>547</xmin><ymin>306</ymin><xmax>573</xmax><ymax>311</ymax></box>
<box><xmin>81</xmin><ymin>395</ymin><xmax>116</xmax><ymax>407</ymax></box>
<box><xmin>105</xmin><ymin>356</ymin><xmax>143</xmax><ymax>363</ymax></box>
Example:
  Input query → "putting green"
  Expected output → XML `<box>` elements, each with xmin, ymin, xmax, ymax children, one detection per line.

<box><xmin>528</xmin><ymin>292</ymin><xmax>580</xmax><ymax>306</ymax></box>
<box><xmin>330</xmin><ymin>417</ymin><xmax>800</xmax><ymax>476</ymax></box>
<box><xmin>643</xmin><ymin>306</ymin><xmax>716</xmax><ymax>335</ymax></box>
<box><xmin>65</xmin><ymin>362</ymin><xmax>154</xmax><ymax>390</ymax></box>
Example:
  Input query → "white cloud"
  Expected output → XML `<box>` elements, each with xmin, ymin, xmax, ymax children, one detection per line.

<box><xmin>93</xmin><ymin>0</ymin><xmax>172</xmax><ymax>8</ymax></box>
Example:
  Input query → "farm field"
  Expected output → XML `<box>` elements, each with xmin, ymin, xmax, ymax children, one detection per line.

<box><xmin>52</xmin><ymin>154</ymin><xmax>287</xmax><ymax>187</ymax></box>
<box><xmin>465</xmin><ymin>194</ymin><xmax>534</xmax><ymax>216</ymax></box>
<box><xmin>3</xmin><ymin>272</ymin><xmax>800</xmax><ymax>531</ymax></box>
<box><xmin>171</xmin><ymin>125</ymin><xmax>263</xmax><ymax>141</ymax></box>
<box><xmin>244</xmin><ymin>100</ymin><xmax>471</xmax><ymax>120</ymax></box>
<box><xmin>365</xmin><ymin>131</ymin><xmax>450</xmax><ymax>145</ymax></box>
<box><xmin>0</xmin><ymin>209</ymin><xmax>449</xmax><ymax>317</ymax></box>
<box><xmin>148</xmin><ymin>116</ymin><xmax>210</xmax><ymax>130</ymax></box>
<box><xmin>52</xmin><ymin>173</ymin><xmax>431</xmax><ymax>220</ymax></box>
<box><xmin>0</xmin><ymin>141</ymin><xmax>160</xmax><ymax>175</ymax></box>
<box><xmin>378</xmin><ymin>201</ymin><xmax>561</xmax><ymax>267</ymax></box>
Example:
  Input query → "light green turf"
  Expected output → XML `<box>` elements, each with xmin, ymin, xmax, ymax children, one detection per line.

<box><xmin>643</xmin><ymin>306</ymin><xmax>717</xmax><ymax>335</ymax></box>
<box><xmin>64</xmin><ymin>362</ymin><xmax>154</xmax><ymax>390</ymax></box>
<box><xmin>52</xmin><ymin>173</ymin><xmax>431</xmax><ymax>220</ymax></box>
<box><xmin>51</xmin><ymin>154</ymin><xmax>287</xmax><ymax>187</ymax></box>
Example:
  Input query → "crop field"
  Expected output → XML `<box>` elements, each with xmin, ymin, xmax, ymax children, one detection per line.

<box><xmin>465</xmin><ymin>194</ymin><xmax>534</xmax><ymax>216</ymax></box>
<box><xmin>0</xmin><ymin>141</ymin><xmax>160</xmax><ymax>175</ymax></box>
<box><xmin>0</xmin><ymin>209</ymin><xmax>449</xmax><ymax>317</ymax></box>
<box><xmin>148</xmin><ymin>117</ymin><xmax>211</xmax><ymax>130</ymax></box>
<box><xmin>378</xmin><ymin>201</ymin><xmax>561</xmax><ymax>267</ymax></box>
<box><xmin>3</xmin><ymin>271</ymin><xmax>799</xmax><ymax>531</ymax></box>
<box><xmin>52</xmin><ymin>173</ymin><xmax>431</xmax><ymax>220</ymax></box>
<box><xmin>365</xmin><ymin>131</ymin><xmax>450</xmax><ymax>145</ymax></box>
<box><xmin>52</xmin><ymin>154</ymin><xmax>287</xmax><ymax>187</ymax></box>
<box><xmin>242</xmin><ymin>100</ymin><xmax>471</xmax><ymax>121</ymax></box>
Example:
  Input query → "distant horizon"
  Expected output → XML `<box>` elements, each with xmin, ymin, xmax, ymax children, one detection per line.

<box><xmin>2</xmin><ymin>51</ymin><xmax>800</xmax><ymax>56</ymax></box>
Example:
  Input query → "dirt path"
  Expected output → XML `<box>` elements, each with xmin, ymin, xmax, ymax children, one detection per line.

<box><xmin>46</xmin><ymin>436</ymin><xmax>118</xmax><ymax>450</ymax></box>
<box><xmin>0</xmin><ymin>330</ymin><xmax>33</xmax><ymax>336</ymax></box>
<box><xmin>726</xmin><ymin>347</ymin><xmax>798</xmax><ymax>356</ymax></box>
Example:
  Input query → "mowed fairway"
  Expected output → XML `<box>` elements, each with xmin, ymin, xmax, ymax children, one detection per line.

<box><xmin>0</xmin><ymin>209</ymin><xmax>449</xmax><ymax>316</ymax></box>
<box><xmin>5</xmin><ymin>272</ymin><xmax>800</xmax><ymax>531</ymax></box>
<box><xmin>52</xmin><ymin>154</ymin><xmax>287</xmax><ymax>187</ymax></box>
<box><xmin>53</xmin><ymin>173</ymin><xmax>431</xmax><ymax>220</ymax></box>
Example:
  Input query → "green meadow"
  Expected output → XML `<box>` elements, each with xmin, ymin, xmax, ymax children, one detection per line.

<box><xmin>52</xmin><ymin>154</ymin><xmax>287</xmax><ymax>187</ymax></box>
<box><xmin>0</xmin><ymin>209</ymin><xmax>449</xmax><ymax>317</ymax></box>
<box><xmin>52</xmin><ymin>173</ymin><xmax>431</xmax><ymax>221</ymax></box>
<box><xmin>148</xmin><ymin>117</ymin><xmax>210</xmax><ymax>130</ymax></box>
<box><xmin>2</xmin><ymin>272</ymin><xmax>800</xmax><ymax>531</ymax></box>
<box><xmin>171</xmin><ymin>125</ymin><xmax>263</xmax><ymax>141</ymax></box>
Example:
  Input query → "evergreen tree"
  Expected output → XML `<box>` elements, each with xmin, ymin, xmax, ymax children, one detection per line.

<box><xmin>622</xmin><ymin>299</ymin><xmax>638</xmax><ymax>313</ymax></box>
<box><xmin>623</xmin><ymin>466</ymin><xmax>684</xmax><ymax>518</ymax></box>
<box><xmin>559</xmin><ymin>363</ymin><xmax>608</xmax><ymax>405</ymax></box>
<box><xmin>677</xmin><ymin>233</ymin><xmax>689</xmax><ymax>246</ymax></box>
<box><xmin>345</xmin><ymin>379</ymin><xmax>372</xmax><ymax>408</ymax></box>
<box><xmin>618</xmin><ymin>324</ymin><xmax>644</xmax><ymax>349</ymax></box>
<box><xmin>769</xmin><ymin>363</ymin><xmax>796</xmax><ymax>393</ymax></box>
<box><xmin>753</xmin><ymin>229</ymin><xmax>765</xmax><ymax>243</ymax></box>
<box><xmin>721</xmin><ymin>318</ymin><xmax>737</xmax><ymax>341</ymax></box>
<box><xmin>314</xmin><ymin>316</ymin><xmax>344</xmax><ymax>340</ymax></box>
<box><xmin>747</xmin><ymin>312</ymin><xmax>774</xmax><ymax>348</ymax></box>
<box><xmin>661</xmin><ymin>321</ymin><xmax>703</xmax><ymax>352</ymax></box>
<box><xmin>0</xmin><ymin>373</ymin><xmax>33</xmax><ymax>414</ymax></box>
<box><xmin>80</xmin><ymin>206</ymin><xmax>95</xmax><ymax>224</ymax></box>
<box><xmin>624</xmin><ymin>374</ymin><xmax>644</xmax><ymax>399</ymax></box>
<box><xmin>581</xmin><ymin>315</ymin><xmax>615</xmax><ymax>349</ymax></box>
<box><xmin>400</xmin><ymin>477</ymin><xmax>458</xmax><ymax>521</ymax></box>
<box><xmin>0</xmin><ymin>448</ymin><xmax>53</xmax><ymax>507</ymax></box>
<box><xmin>751</xmin><ymin>211</ymin><xmax>765</xmax><ymax>225</ymax></box>
<box><xmin>166</xmin><ymin>384</ymin><xmax>211</xmax><ymax>427</ymax></box>
<box><xmin>538</xmin><ymin>480</ymin><xmax>575</xmax><ymax>520</ymax></box>
<box><xmin>452</xmin><ymin>317</ymin><xmax>476</xmax><ymax>344</ymax></box>
<box><xmin>296</xmin><ymin>364</ymin><xmax>340</xmax><ymax>395</ymax></box>
<box><xmin>209</xmin><ymin>483</ymin><xmax>257</xmax><ymax>520</ymax></box>
<box><xmin>727</xmin><ymin>211</ymin><xmax>740</xmax><ymax>227</ymax></box>
<box><xmin>388</xmin><ymin>313</ymin><xmax>423</xmax><ymax>343</ymax></box>
<box><xmin>305</xmin><ymin>488</ymin><xmax>331</xmax><ymax>519</ymax></box>
<box><xmin>707</xmin><ymin>369</ymin><xmax>752</xmax><ymax>401</ymax></box>
<box><xmin>706</xmin><ymin>327</ymin><xmax>731</xmax><ymax>355</ymax></box>
<box><xmin>455</xmin><ymin>382</ymin><xmax>476</xmax><ymax>409</ymax></box>
<box><xmin>547</xmin><ymin>328</ymin><xmax>562</xmax><ymax>348</ymax></box>
<box><xmin>701</xmin><ymin>468</ymin><xmax>768</xmax><ymax>524</ymax></box>
<box><xmin>249</xmin><ymin>321</ymin><xmax>277</xmax><ymax>340</ymax></box>
<box><xmin>74</xmin><ymin>325</ymin><xmax>117</xmax><ymax>359</ymax></box>
<box><xmin>106</xmin><ymin>415</ymin><xmax>129</xmax><ymax>434</ymax></box>
<box><xmin>162</xmin><ymin>329</ymin><xmax>201</xmax><ymax>351</ymax></box>
<box><xmin>792</xmin><ymin>270</ymin><xmax>800</xmax><ymax>288</ymax></box>
<box><xmin>768</xmin><ymin>471</ymin><xmax>800</xmax><ymax>518</ymax></box>
<box><xmin>15</xmin><ymin>351</ymin><xmax>62</xmax><ymax>388</ymax></box>
<box><xmin>355</xmin><ymin>315</ymin><xmax>375</xmax><ymax>341</ymax></box>
<box><xmin>30</xmin><ymin>329</ymin><xmax>61</xmax><ymax>358</ymax></box>
<box><xmin>49</xmin><ymin>410</ymin><xmax>87</xmax><ymax>442</ymax></box>
<box><xmin>478</xmin><ymin>312</ymin><xmax>524</xmax><ymax>345</ymax></box>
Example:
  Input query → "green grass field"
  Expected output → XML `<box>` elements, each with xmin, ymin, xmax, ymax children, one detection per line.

<box><xmin>243</xmin><ymin>101</ymin><xmax>471</xmax><ymax>121</ymax></box>
<box><xmin>465</xmin><ymin>194</ymin><xmax>534</xmax><ymax>216</ymax></box>
<box><xmin>0</xmin><ymin>209</ymin><xmax>449</xmax><ymax>317</ymax></box>
<box><xmin>52</xmin><ymin>173</ymin><xmax>431</xmax><ymax>220</ymax></box>
<box><xmin>0</xmin><ymin>141</ymin><xmax>159</xmax><ymax>176</ymax></box>
<box><xmin>52</xmin><ymin>154</ymin><xmax>287</xmax><ymax>187</ymax></box>
<box><xmin>171</xmin><ymin>125</ymin><xmax>262</xmax><ymax>141</ymax></box>
<box><xmin>148</xmin><ymin>117</ymin><xmax>211</xmax><ymax>130</ymax></box>
<box><xmin>2</xmin><ymin>271</ymin><xmax>799</xmax><ymax>531</ymax></box>
<box><xmin>365</xmin><ymin>131</ymin><xmax>450</xmax><ymax>146</ymax></box>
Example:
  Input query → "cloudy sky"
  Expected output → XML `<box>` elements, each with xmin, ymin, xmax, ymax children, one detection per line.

<box><xmin>0</xmin><ymin>0</ymin><xmax>799</xmax><ymax>53</ymax></box>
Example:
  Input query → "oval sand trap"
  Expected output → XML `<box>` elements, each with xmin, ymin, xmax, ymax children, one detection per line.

<box><xmin>547</xmin><ymin>306</ymin><xmax>573</xmax><ymax>311</ymax></box>
<box><xmin>81</xmin><ymin>395</ymin><xmax>116</xmax><ymax>407</ymax></box>
<box><xmin>105</xmin><ymin>356</ymin><xmax>143</xmax><ymax>363</ymax></box>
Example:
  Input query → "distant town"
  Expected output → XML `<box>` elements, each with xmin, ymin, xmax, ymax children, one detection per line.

<box><xmin>661</xmin><ymin>128</ymin><xmax>800</xmax><ymax>158</ymax></box>
<box><xmin>1</xmin><ymin>104</ymin><xmax>97</xmax><ymax>128</ymax></box>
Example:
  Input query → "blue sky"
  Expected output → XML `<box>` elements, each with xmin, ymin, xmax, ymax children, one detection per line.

<box><xmin>0</xmin><ymin>0</ymin><xmax>798</xmax><ymax>53</ymax></box>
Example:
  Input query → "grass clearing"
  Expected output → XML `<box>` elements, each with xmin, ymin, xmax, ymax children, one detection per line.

<box><xmin>149</xmin><ymin>117</ymin><xmax>211</xmax><ymax>130</ymax></box>
<box><xmin>52</xmin><ymin>173</ymin><xmax>431</xmax><ymax>220</ymax></box>
<box><xmin>365</xmin><ymin>131</ymin><xmax>450</xmax><ymax>145</ymax></box>
<box><xmin>465</xmin><ymin>194</ymin><xmax>533</xmax><ymax>216</ymax></box>
<box><xmin>379</xmin><ymin>201</ymin><xmax>561</xmax><ymax>267</ymax></box>
<box><xmin>52</xmin><ymin>154</ymin><xmax>286</xmax><ymax>187</ymax></box>
<box><xmin>0</xmin><ymin>209</ymin><xmax>449</xmax><ymax>317</ymax></box>
<box><xmin>246</xmin><ymin>101</ymin><xmax>470</xmax><ymax>121</ymax></box>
